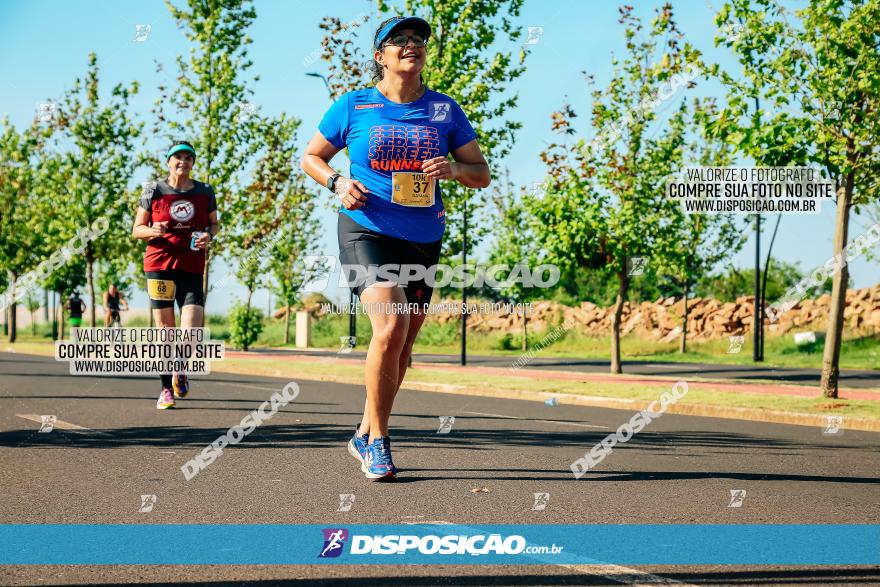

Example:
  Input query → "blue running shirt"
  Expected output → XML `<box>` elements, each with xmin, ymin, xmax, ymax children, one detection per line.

<box><xmin>319</xmin><ymin>87</ymin><xmax>477</xmax><ymax>243</ymax></box>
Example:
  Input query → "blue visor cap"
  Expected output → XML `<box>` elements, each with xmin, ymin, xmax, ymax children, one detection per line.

<box><xmin>166</xmin><ymin>144</ymin><xmax>196</xmax><ymax>161</ymax></box>
<box><xmin>374</xmin><ymin>16</ymin><xmax>431</xmax><ymax>49</ymax></box>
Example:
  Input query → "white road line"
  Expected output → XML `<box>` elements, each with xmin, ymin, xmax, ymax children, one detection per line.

<box><xmin>463</xmin><ymin>411</ymin><xmax>607</xmax><ymax>429</ymax></box>
<box><xmin>560</xmin><ymin>564</ymin><xmax>696</xmax><ymax>585</ymax></box>
<box><xmin>214</xmin><ymin>382</ymin><xmax>284</xmax><ymax>393</ymax></box>
<box><xmin>16</xmin><ymin>414</ymin><xmax>88</xmax><ymax>430</ymax></box>
<box><xmin>15</xmin><ymin>414</ymin><xmax>112</xmax><ymax>436</ymax></box>
<box><xmin>412</xmin><ymin>520</ymin><xmax>692</xmax><ymax>585</ymax></box>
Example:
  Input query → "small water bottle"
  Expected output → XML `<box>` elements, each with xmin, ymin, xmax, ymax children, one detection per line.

<box><xmin>190</xmin><ymin>231</ymin><xmax>207</xmax><ymax>251</ymax></box>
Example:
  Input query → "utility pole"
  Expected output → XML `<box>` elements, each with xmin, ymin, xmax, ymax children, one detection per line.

<box><xmin>461</xmin><ymin>196</ymin><xmax>468</xmax><ymax>366</ymax></box>
<box><xmin>753</xmin><ymin>213</ymin><xmax>762</xmax><ymax>362</ymax></box>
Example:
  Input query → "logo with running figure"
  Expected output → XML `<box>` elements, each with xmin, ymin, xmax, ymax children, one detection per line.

<box><xmin>318</xmin><ymin>528</ymin><xmax>349</xmax><ymax>558</ymax></box>
<box><xmin>728</xmin><ymin>489</ymin><xmax>747</xmax><ymax>508</ymax></box>
<box><xmin>170</xmin><ymin>199</ymin><xmax>195</xmax><ymax>222</ymax></box>
<box><xmin>38</xmin><ymin>415</ymin><xmax>57</xmax><ymax>433</ymax></box>
<box><xmin>337</xmin><ymin>494</ymin><xmax>356</xmax><ymax>512</ymax></box>
<box><xmin>429</xmin><ymin>101</ymin><xmax>451</xmax><ymax>123</ymax></box>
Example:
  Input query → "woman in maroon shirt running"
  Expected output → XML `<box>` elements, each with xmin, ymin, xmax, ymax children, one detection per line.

<box><xmin>132</xmin><ymin>141</ymin><xmax>219</xmax><ymax>409</ymax></box>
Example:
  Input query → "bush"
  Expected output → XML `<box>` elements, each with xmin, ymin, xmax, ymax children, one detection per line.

<box><xmin>493</xmin><ymin>332</ymin><xmax>516</xmax><ymax>350</ymax></box>
<box><xmin>229</xmin><ymin>304</ymin><xmax>264</xmax><ymax>351</ymax></box>
<box><xmin>416</xmin><ymin>320</ymin><xmax>459</xmax><ymax>347</ymax></box>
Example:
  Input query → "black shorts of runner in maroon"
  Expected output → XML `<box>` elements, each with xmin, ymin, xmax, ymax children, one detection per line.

<box><xmin>145</xmin><ymin>269</ymin><xmax>204</xmax><ymax>310</ymax></box>
<box><xmin>337</xmin><ymin>212</ymin><xmax>442</xmax><ymax>309</ymax></box>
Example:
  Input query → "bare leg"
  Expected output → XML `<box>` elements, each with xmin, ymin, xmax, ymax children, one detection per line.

<box><xmin>395</xmin><ymin>309</ymin><xmax>428</xmax><ymax>395</ymax></box>
<box><xmin>177</xmin><ymin>304</ymin><xmax>204</xmax><ymax>381</ymax></box>
<box><xmin>152</xmin><ymin>307</ymin><xmax>176</xmax><ymax>389</ymax></box>
<box><xmin>152</xmin><ymin>307</ymin><xmax>176</xmax><ymax>329</ymax></box>
<box><xmin>356</xmin><ymin>285</ymin><xmax>409</xmax><ymax>443</ymax></box>
<box><xmin>358</xmin><ymin>305</ymin><xmax>428</xmax><ymax>438</ymax></box>
<box><xmin>180</xmin><ymin>304</ymin><xmax>204</xmax><ymax>328</ymax></box>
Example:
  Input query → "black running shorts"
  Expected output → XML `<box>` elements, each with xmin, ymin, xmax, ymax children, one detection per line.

<box><xmin>145</xmin><ymin>269</ymin><xmax>205</xmax><ymax>310</ymax></box>
<box><xmin>337</xmin><ymin>213</ymin><xmax>442</xmax><ymax>309</ymax></box>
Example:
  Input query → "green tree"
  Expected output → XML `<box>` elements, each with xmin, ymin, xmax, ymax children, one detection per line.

<box><xmin>24</xmin><ymin>290</ymin><xmax>40</xmax><ymax>336</ymax></box>
<box><xmin>43</xmin><ymin>258</ymin><xmax>87</xmax><ymax>340</ymax></box>
<box><xmin>664</xmin><ymin>98</ymin><xmax>744</xmax><ymax>353</ymax></box>
<box><xmin>228</xmin><ymin>303</ymin><xmax>263</xmax><ymax>351</ymax></box>
<box><xmin>227</xmin><ymin>115</ymin><xmax>320</xmax><ymax>331</ymax></box>
<box><xmin>156</xmin><ymin>0</ymin><xmax>262</xmax><ymax>302</ymax></box>
<box><xmin>532</xmin><ymin>4</ymin><xmax>697</xmax><ymax>373</ymax></box>
<box><xmin>487</xmin><ymin>173</ymin><xmax>550</xmax><ymax>350</ymax></box>
<box><xmin>48</xmin><ymin>53</ymin><xmax>141</xmax><ymax>327</ymax></box>
<box><xmin>269</xmin><ymin>224</ymin><xmax>322</xmax><ymax>346</ymax></box>
<box><xmin>267</xmin><ymin>190</ymin><xmax>321</xmax><ymax>346</ymax></box>
<box><xmin>695</xmin><ymin>260</ymin><xmax>837</xmax><ymax>303</ymax></box>
<box><xmin>712</xmin><ymin>0</ymin><xmax>880</xmax><ymax>397</ymax></box>
<box><xmin>0</xmin><ymin>119</ymin><xmax>56</xmax><ymax>342</ymax></box>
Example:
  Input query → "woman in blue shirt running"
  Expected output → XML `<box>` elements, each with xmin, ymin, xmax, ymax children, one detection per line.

<box><xmin>302</xmin><ymin>15</ymin><xmax>490</xmax><ymax>481</ymax></box>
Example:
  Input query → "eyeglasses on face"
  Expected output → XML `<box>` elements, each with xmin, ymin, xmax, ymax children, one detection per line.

<box><xmin>384</xmin><ymin>34</ymin><xmax>427</xmax><ymax>48</ymax></box>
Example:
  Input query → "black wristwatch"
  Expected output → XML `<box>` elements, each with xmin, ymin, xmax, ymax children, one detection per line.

<box><xmin>326</xmin><ymin>173</ymin><xmax>342</xmax><ymax>193</ymax></box>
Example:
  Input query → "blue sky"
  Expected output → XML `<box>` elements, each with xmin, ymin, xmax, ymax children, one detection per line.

<box><xmin>1</xmin><ymin>0</ymin><xmax>876</xmax><ymax>313</ymax></box>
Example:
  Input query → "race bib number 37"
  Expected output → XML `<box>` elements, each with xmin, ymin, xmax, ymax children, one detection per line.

<box><xmin>392</xmin><ymin>172</ymin><xmax>435</xmax><ymax>207</ymax></box>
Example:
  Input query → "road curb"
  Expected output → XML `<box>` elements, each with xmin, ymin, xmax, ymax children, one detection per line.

<box><xmin>395</xmin><ymin>381</ymin><xmax>880</xmax><ymax>433</ymax></box>
<box><xmin>7</xmin><ymin>346</ymin><xmax>876</xmax><ymax>432</ymax></box>
<box><xmin>212</xmin><ymin>363</ymin><xmax>880</xmax><ymax>433</ymax></box>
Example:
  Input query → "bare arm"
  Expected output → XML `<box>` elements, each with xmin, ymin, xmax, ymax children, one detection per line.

<box><xmin>193</xmin><ymin>209</ymin><xmax>220</xmax><ymax>250</ymax></box>
<box><xmin>422</xmin><ymin>139</ymin><xmax>491</xmax><ymax>189</ymax></box>
<box><xmin>132</xmin><ymin>207</ymin><xmax>168</xmax><ymax>241</ymax></box>
<box><xmin>301</xmin><ymin>132</ymin><xmax>369</xmax><ymax>211</ymax></box>
<box><xmin>206</xmin><ymin>210</ymin><xmax>219</xmax><ymax>238</ymax></box>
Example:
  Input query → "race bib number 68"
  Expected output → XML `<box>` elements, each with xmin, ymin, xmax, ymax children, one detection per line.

<box><xmin>147</xmin><ymin>279</ymin><xmax>176</xmax><ymax>301</ymax></box>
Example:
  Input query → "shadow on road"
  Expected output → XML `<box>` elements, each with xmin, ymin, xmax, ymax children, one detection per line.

<box><xmin>16</xmin><ymin>566</ymin><xmax>880</xmax><ymax>586</ymax></box>
<box><xmin>0</xmin><ymin>421</ymin><xmax>870</xmax><ymax>458</ymax></box>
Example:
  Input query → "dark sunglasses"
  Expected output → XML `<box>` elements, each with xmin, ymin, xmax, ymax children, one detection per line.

<box><xmin>383</xmin><ymin>34</ymin><xmax>427</xmax><ymax>48</ymax></box>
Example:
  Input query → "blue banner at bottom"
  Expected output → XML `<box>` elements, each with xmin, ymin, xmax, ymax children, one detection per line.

<box><xmin>1</xmin><ymin>524</ymin><xmax>877</xmax><ymax>565</ymax></box>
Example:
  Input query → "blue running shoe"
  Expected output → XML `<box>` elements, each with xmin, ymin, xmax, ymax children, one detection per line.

<box><xmin>347</xmin><ymin>425</ymin><xmax>369</xmax><ymax>472</ymax></box>
<box><xmin>364</xmin><ymin>436</ymin><xmax>397</xmax><ymax>481</ymax></box>
<box><xmin>172</xmin><ymin>372</ymin><xmax>189</xmax><ymax>398</ymax></box>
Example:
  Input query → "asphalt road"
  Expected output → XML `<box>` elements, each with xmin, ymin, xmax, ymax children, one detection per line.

<box><xmin>253</xmin><ymin>348</ymin><xmax>880</xmax><ymax>389</ymax></box>
<box><xmin>1</xmin><ymin>351</ymin><xmax>879</xmax><ymax>585</ymax></box>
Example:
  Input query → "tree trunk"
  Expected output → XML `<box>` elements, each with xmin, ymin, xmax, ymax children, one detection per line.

<box><xmin>8</xmin><ymin>303</ymin><xmax>16</xmax><ymax>343</ymax></box>
<box><xmin>60</xmin><ymin>300</ymin><xmax>66</xmax><ymax>340</ymax></box>
<box><xmin>244</xmin><ymin>288</ymin><xmax>253</xmax><ymax>352</ymax></box>
<box><xmin>819</xmin><ymin>174</ymin><xmax>853</xmax><ymax>398</ymax></box>
<box><xmin>679</xmin><ymin>280</ymin><xmax>689</xmax><ymax>354</ymax></box>
<box><xmin>51</xmin><ymin>291</ymin><xmax>58</xmax><ymax>340</ymax></box>
<box><xmin>521</xmin><ymin>306</ymin><xmax>528</xmax><ymax>352</ymax></box>
<box><xmin>31</xmin><ymin>309</ymin><xmax>36</xmax><ymax>336</ymax></box>
<box><xmin>284</xmin><ymin>304</ymin><xmax>290</xmax><ymax>345</ymax></box>
<box><xmin>86</xmin><ymin>250</ymin><xmax>96</xmax><ymax>328</ymax></box>
<box><xmin>202</xmin><ymin>251</ymin><xmax>212</xmax><ymax>306</ymax></box>
<box><xmin>8</xmin><ymin>274</ymin><xmax>16</xmax><ymax>343</ymax></box>
<box><xmin>610</xmin><ymin>270</ymin><xmax>629</xmax><ymax>374</ymax></box>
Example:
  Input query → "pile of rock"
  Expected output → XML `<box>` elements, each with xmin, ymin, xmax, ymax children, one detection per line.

<box><xmin>427</xmin><ymin>284</ymin><xmax>880</xmax><ymax>341</ymax></box>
